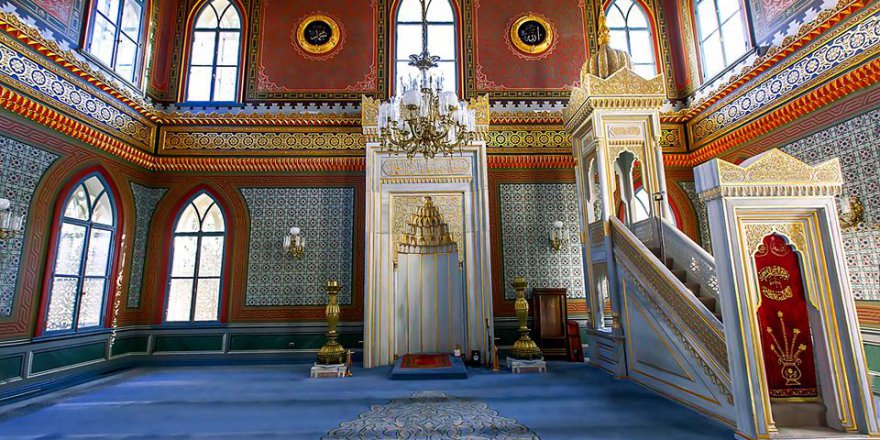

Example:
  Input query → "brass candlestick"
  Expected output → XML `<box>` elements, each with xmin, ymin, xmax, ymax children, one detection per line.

<box><xmin>317</xmin><ymin>280</ymin><xmax>346</xmax><ymax>365</ymax></box>
<box><xmin>509</xmin><ymin>277</ymin><xmax>543</xmax><ymax>360</ymax></box>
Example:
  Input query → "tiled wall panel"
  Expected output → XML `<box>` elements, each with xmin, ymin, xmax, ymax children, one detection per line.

<box><xmin>498</xmin><ymin>183</ymin><xmax>585</xmax><ymax>300</ymax></box>
<box><xmin>0</xmin><ymin>136</ymin><xmax>57</xmax><ymax>317</ymax></box>
<box><xmin>127</xmin><ymin>183</ymin><xmax>166</xmax><ymax>308</ymax></box>
<box><xmin>241</xmin><ymin>187</ymin><xmax>355</xmax><ymax>306</ymax></box>
<box><xmin>782</xmin><ymin>109</ymin><xmax>880</xmax><ymax>300</ymax></box>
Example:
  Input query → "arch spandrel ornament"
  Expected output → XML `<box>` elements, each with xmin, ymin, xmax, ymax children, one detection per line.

<box><xmin>744</xmin><ymin>223</ymin><xmax>808</xmax><ymax>257</ymax></box>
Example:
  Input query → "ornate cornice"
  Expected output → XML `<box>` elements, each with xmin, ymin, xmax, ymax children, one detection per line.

<box><xmin>159</xmin><ymin>128</ymin><xmax>367</xmax><ymax>154</ymax></box>
<box><xmin>684</xmin><ymin>0</ymin><xmax>865</xmax><ymax>119</ymax></box>
<box><xmin>668</xmin><ymin>57</ymin><xmax>880</xmax><ymax>167</ymax></box>
<box><xmin>0</xmin><ymin>10</ymin><xmax>157</xmax><ymax>122</ymax></box>
<box><xmin>696</xmin><ymin>149</ymin><xmax>843</xmax><ymax>202</ymax></box>
<box><xmin>0</xmin><ymin>85</ymin><xmax>154</xmax><ymax>168</ymax></box>
<box><xmin>487</xmin><ymin>155</ymin><xmax>576</xmax><ymax>169</ymax></box>
<box><xmin>490</xmin><ymin>112</ymin><xmax>564</xmax><ymax>125</ymax></box>
<box><xmin>152</xmin><ymin>156</ymin><xmax>366</xmax><ymax>173</ymax></box>
<box><xmin>563</xmin><ymin>68</ymin><xmax>666</xmax><ymax>131</ymax></box>
<box><xmin>155</xmin><ymin>112</ymin><xmax>362</xmax><ymax>127</ymax></box>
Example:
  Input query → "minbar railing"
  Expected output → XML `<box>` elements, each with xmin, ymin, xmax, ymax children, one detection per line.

<box><xmin>610</xmin><ymin>217</ymin><xmax>732</xmax><ymax>404</ymax></box>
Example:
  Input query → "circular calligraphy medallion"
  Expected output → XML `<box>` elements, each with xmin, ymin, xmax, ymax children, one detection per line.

<box><xmin>295</xmin><ymin>14</ymin><xmax>341</xmax><ymax>55</ymax></box>
<box><xmin>509</xmin><ymin>15</ymin><xmax>555</xmax><ymax>56</ymax></box>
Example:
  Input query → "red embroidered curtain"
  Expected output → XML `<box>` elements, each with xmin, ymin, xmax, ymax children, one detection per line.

<box><xmin>754</xmin><ymin>234</ymin><xmax>818</xmax><ymax>399</ymax></box>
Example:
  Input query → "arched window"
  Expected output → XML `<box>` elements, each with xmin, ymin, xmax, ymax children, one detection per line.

<box><xmin>86</xmin><ymin>0</ymin><xmax>146</xmax><ymax>83</ymax></box>
<box><xmin>632</xmin><ymin>187</ymin><xmax>651</xmax><ymax>223</ymax></box>
<box><xmin>395</xmin><ymin>0</ymin><xmax>456</xmax><ymax>92</ymax></box>
<box><xmin>606</xmin><ymin>0</ymin><xmax>657</xmax><ymax>79</ymax></box>
<box><xmin>694</xmin><ymin>0</ymin><xmax>749</xmax><ymax>79</ymax></box>
<box><xmin>165</xmin><ymin>193</ymin><xmax>226</xmax><ymax>322</ymax></box>
<box><xmin>45</xmin><ymin>175</ymin><xmax>117</xmax><ymax>333</ymax></box>
<box><xmin>185</xmin><ymin>0</ymin><xmax>243</xmax><ymax>102</ymax></box>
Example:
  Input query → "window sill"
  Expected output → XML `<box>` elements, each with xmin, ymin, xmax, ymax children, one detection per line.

<box><xmin>157</xmin><ymin>321</ymin><xmax>225</xmax><ymax>329</ymax></box>
<box><xmin>76</xmin><ymin>50</ymin><xmax>143</xmax><ymax>93</ymax></box>
<box><xmin>33</xmin><ymin>327</ymin><xmax>113</xmax><ymax>343</ymax></box>
<box><xmin>176</xmin><ymin>101</ymin><xmax>244</xmax><ymax>108</ymax></box>
<box><xmin>693</xmin><ymin>47</ymin><xmax>760</xmax><ymax>96</ymax></box>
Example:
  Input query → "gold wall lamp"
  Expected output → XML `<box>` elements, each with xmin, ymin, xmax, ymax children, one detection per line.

<box><xmin>838</xmin><ymin>194</ymin><xmax>864</xmax><ymax>229</ymax></box>
<box><xmin>283</xmin><ymin>226</ymin><xmax>305</xmax><ymax>259</ymax></box>
<box><xmin>550</xmin><ymin>220</ymin><xmax>567</xmax><ymax>252</ymax></box>
<box><xmin>0</xmin><ymin>198</ymin><xmax>23</xmax><ymax>239</ymax></box>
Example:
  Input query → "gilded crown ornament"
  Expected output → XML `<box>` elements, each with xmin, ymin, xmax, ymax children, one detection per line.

<box><xmin>376</xmin><ymin>0</ymin><xmax>477</xmax><ymax>159</ymax></box>
<box><xmin>766</xmin><ymin>311</ymin><xmax>807</xmax><ymax>386</ymax></box>
<box><xmin>585</xmin><ymin>12</ymin><xmax>632</xmax><ymax>80</ymax></box>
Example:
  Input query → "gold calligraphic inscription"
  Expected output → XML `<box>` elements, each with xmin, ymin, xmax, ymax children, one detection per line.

<box><xmin>759</xmin><ymin>265</ymin><xmax>793</xmax><ymax>301</ymax></box>
<box><xmin>766</xmin><ymin>311</ymin><xmax>807</xmax><ymax>386</ymax></box>
<box><xmin>382</xmin><ymin>158</ymin><xmax>471</xmax><ymax>177</ymax></box>
<box><xmin>509</xmin><ymin>15</ymin><xmax>554</xmax><ymax>56</ymax></box>
<box><xmin>607</xmin><ymin>124</ymin><xmax>643</xmax><ymax>140</ymax></box>
<box><xmin>296</xmin><ymin>15</ymin><xmax>342</xmax><ymax>55</ymax></box>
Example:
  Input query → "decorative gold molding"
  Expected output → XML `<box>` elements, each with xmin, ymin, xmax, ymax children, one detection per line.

<box><xmin>564</xmin><ymin>68</ymin><xmax>666</xmax><ymax>132</ymax></box>
<box><xmin>486</xmin><ymin>129</ymin><xmax>570</xmax><ymax>149</ymax></box>
<box><xmin>392</xmin><ymin>194</ymin><xmax>464</xmax><ymax>265</ymax></box>
<box><xmin>160</xmin><ymin>129</ymin><xmax>366</xmax><ymax>152</ymax></box>
<box><xmin>699</xmin><ymin>149</ymin><xmax>843</xmax><ymax>201</ymax></box>
<box><xmin>744</xmin><ymin>223</ymin><xmax>808</xmax><ymax>255</ymax></box>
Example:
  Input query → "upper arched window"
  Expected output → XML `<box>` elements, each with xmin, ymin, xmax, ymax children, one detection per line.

<box><xmin>606</xmin><ymin>0</ymin><xmax>657</xmax><ymax>79</ymax></box>
<box><xmin>694</xmin><ymin>0</ymin><xmax>749</xmax><ymax>79</ymax></box>
<box><xmin>86</xmin><ymin>0</ymin><xmax>146</xmax><ymax>83</ymax></box>
<box><xmin>185</xmin><ymin>0</ymin><xmax>243</xmax><ymax>102</ymax></box>
<box><xmin>165</xmin><ymin>193</ymin><xmax>226</xmax><ymax>322</ymax></box>
<box><xmin>395</xmin><ymin>0</ymin><xmax>457</xmax><ymax>92</ymax></box>
<box><xmin>44</xmin><ymin>174</ymin><xmax>117</xmax><ymax>333</ymax></box>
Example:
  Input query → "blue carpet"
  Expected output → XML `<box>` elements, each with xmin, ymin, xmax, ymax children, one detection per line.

<box><xmin>0</xmin><ymin>362</ymin><xmax>733</xmax><ymax>439</ymax></box>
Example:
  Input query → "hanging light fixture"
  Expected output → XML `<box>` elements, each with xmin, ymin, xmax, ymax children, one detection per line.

<box><xmin>376</xmin><ymin>0</ymin><xmax>477</xmax><ymax>159</ymax></box>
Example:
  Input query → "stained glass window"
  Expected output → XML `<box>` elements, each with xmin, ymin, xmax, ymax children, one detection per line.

<box><xmin>395</xmin><ymin>0</ymin><xmax>457</xmax><ymax>92</ymax></box>
<box><xmin>606</xmin><ymin>0</ymin><xmax>657</xmax><ymax>78</ymax></box>
<box><xmin>87</xmin><ymin>0</ymin><xmax>145</xmax><ymax>83</ymax></box>
<box><xmin>45</xmin><ymin>175</ymin><xmax>117</xmax><ymax>333</ymax></box>
<box><xmin>694</xmin><ymin>0</ymin><xmax>750</xmax><ymax>79</ymax></box>
<box><xmin>166</xmin><ymin>193</ymin><xmax>226</xmax><ymax>322</ymax></box>
<box><xmin>186</xmin><ymin>0</ymin><xmax>243</xmax><ymax>102</ymax></box>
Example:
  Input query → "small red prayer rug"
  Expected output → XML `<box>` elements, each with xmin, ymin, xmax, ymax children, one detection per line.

<box><xmin>400</xmin><ymin>354</ymin><xmax>452</xmax><ymax>369</ymax></box>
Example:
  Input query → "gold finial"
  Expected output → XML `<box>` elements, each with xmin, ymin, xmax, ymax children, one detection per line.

<box><xmin>598</xmin><ymin>10</ymin><xmax>610</xmax><ymax>46</ymax></box>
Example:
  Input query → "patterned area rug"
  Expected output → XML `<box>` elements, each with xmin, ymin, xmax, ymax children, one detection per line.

<box><xmin>323</xmin><ymin>391</ymin><xmax>540</xmax><ymax>439</ymax></box>
<box><xmin>400</xmin><ymin>354</ymin><xmax>453</xmax><ymax>369</ymax></box>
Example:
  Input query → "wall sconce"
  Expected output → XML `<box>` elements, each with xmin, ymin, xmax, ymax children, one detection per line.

<box><xmin>283</xmin><ymin>226</ymin><xmax>305</xmax><ymax>259</ymax></box>
<box><xmin>550</xmin><ymin>220</ymin><xmax>567</xmax><ymax>252</ymax></box>
<box><xmin>0</xmin><ymin>198</ymin><xmax>24</xmax><ymax>239</ymax></box>
<box><xmin>839</xmin><ymin>195</ymin><xmax>864</xmax><ymax>229</ymax></box>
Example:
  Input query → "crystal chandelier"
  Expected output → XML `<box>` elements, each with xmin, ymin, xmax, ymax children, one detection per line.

<box><xmin>377</xmin><ymin>0</ymin><xmax>477</xmax><ymax>159</ymax></box>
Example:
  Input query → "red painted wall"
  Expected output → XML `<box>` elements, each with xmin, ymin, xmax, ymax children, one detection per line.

<box><xmin>660</xmin><ymin>0</ymin><xmax>693</xmax><ymax>94</ymax></box>
<box><xmin>472</xmin><ymin>0</ymin><xmax>588</xmax><ymax>92</ymax></box>
<box><xmin>148</xmin><ymin>0</ymin><xmax>181</xmax><ymax>95</ymax></box>
<box><xmin>252</xmin><ymin>0</ymin><xmax>378</xmax><ymax>93</ymax></box>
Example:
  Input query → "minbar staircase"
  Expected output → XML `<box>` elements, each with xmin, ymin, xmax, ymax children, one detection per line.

<box><xmin>650</xmin><ymin>247</ymin><xmax>723</xmax><ymax>322</ymax></box>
